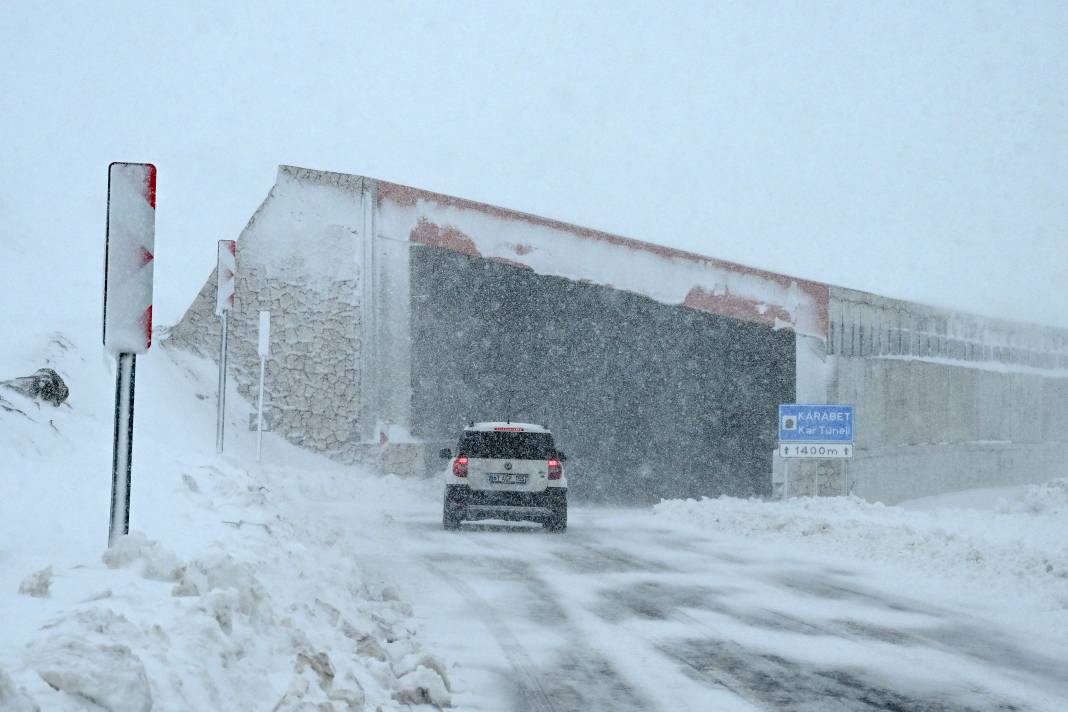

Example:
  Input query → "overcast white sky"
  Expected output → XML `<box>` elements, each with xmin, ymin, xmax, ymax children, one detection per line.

<box><xmin>3</xmin><ymin>2</ymin><xmax>1066</xmax><ymax>327</ymax></box>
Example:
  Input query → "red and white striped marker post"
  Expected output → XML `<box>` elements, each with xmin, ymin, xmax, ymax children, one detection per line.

<box><xmin>215</xmin><ymin>240</ymin><xmax>236</xmax><ymax>453</ymax></box>
<box><xmin>103</xmin><ymin>162</ymin><xmax>156</xmax><ymax>546</ymax></box>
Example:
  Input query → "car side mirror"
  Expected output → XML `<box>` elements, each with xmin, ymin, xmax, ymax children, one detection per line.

<box><xmin>556</xmin><ymin>451</ymin><xmax>567</xmax><ymax>462</ymax></box>
<box><xmin>439</xmin><ymin>448</ymin><xmax>452</xmax><ymax>459</ymax></box>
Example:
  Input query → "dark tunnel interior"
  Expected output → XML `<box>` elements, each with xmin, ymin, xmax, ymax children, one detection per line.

<box><xmin>409</xmin><ymin>246</ymin><xmax>795</xmax><ymax>503</ymax></box>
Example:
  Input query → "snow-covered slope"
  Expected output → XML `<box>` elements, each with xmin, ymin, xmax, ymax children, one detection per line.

<box><xmin>0</xmin><ymin>239</ymin><xmax>450</xmax><ymax>709</ymax></box>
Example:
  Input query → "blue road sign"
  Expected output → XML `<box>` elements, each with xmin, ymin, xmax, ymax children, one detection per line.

<box><xmin>778</xmin><ymin>404</ymin><xmax>855</xmax><ymax>443</ymax></box>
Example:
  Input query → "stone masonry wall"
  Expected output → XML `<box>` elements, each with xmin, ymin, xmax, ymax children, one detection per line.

<box><xmin>165</xmin><ymin>165</ymin><xmax>370</xmax><ymax>465</ymax></box>
<box><xmin>166</xmin><ymin>262</ymin><xmax>362</xmax><ymax>462</ymax></box>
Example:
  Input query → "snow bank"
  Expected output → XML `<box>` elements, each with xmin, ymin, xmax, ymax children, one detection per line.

<box><xmin>0</xmin><ymin>345</ymin><xmax>452</xmax><ymax>710</ymax></box>
<box><xmin>654</xmin><ymin>481</ymin><xmax>1068</xmax><ymax>622</ymax></box>
<box><xmin>15</xmin><ymin>526</ymin><xmax>448</xmax><ymax>709</ymax></box>
<box><xmin>0</xmin><ymin>668</ymin><xmax>38</xmax><ymax>712</ymax></box>
<box><xmin>0</xmin><ymin>225</ymin><xmax>450</xmax><ymax>711</ymax></box>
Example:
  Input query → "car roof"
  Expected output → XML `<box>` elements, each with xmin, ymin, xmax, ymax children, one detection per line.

<box><xmin>464</xmin><ymin>421</ymin><xmax>551</xmax><ymax>434</ymax></box>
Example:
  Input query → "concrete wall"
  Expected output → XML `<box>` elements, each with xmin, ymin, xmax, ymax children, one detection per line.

<box><xmin>823</xmin><ymin>288</ymin><xmax>1068</xmax><ymax>503</ymax></box>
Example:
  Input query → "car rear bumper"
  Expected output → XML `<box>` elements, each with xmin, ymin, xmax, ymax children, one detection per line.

<box><xmin>445</xmin><ymin>485</ymin><xmax>566</xmax><ymax>521</ymax></box>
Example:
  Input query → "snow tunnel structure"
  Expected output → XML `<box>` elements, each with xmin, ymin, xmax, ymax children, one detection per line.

<box><xmin>168</xmin><ymin>165</ymin><xmax>1068</xmax><ymax>504</ymax></box>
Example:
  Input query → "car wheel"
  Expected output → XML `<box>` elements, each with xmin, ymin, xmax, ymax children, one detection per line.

<box><xmin>443</xmin><ymin>484</ymin><xmax>467</xmax><ymax>530</ymax></box>
<box><xmin>543</xmin><ymin>503</ymin><xmax>567</xmax><ymax>532</ymax></box>
<box><xmin>443</xmin><ymin>500</ymin><xmax>463</xmax><ymax>530</ymax></box>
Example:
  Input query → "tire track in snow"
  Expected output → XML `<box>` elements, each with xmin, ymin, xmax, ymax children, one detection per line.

<box><xmin>571</xmin><ymin>539</ymin><xmax>1037</xmax><ymax>712</ymax></box>
<box><xmin>571</xmin><ymin>539</ymin><xmax>936</xmax><ymax>710</ymax></box>
<box><xmin>563</xmin><ymin>539</ymin><xmax>762</xmax><ymax>705</ymax></box>
<box><xmin>423</xmin><ymin>558</ymin><xmax>559</xmax><ymax>712</ymax></box>
<box><xmin>419</xmin><ymin>526</ymin><xmax>654</xmax><ymax>712</ymax></box>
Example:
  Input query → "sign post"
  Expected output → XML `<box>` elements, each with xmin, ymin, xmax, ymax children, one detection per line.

<box><xmin>256</xmin><ymin>310</ymin><xmax>270</xmax><ymax>462</ymax></box>
<box><xmin>784</xmin><ymin>457</ymin><xmax>790</xmax><ymax>500</ymax></box>
<box><xmin>777</xmin><ymin>404</ymin><xmax>855</xmax><ymax>498</ymax></box>
<box><xmin>103</xmin><ymin>162</ymin><xmax>156</xmax><ymax>546</ymax></box>
<box><xmin>215</xmin><ymin>240</ymin><xmax>236</xmax><ymax>453</ymax></box>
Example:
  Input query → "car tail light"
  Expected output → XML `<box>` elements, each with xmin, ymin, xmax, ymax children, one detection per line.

<box><xmin>547</xmin><ymin>459</ymin><xmax>562</xmax><ymax>480</ymax></box>
<box><xmin>453</xmin><ymin>456</ymin><xmax>469</xmax><ymax>477</ymax></box>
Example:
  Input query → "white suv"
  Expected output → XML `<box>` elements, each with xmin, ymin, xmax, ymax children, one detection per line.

<box><xmin>440</xmin><ymin>422</ymin><xmax>568</xmax><ymax>531</ymax></box>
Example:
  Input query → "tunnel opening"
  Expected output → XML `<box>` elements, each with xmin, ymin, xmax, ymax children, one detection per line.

<box><xmin>409</xmin><ymin>245</ymin><xmax>795</xmax><ymax>504</ymax></box>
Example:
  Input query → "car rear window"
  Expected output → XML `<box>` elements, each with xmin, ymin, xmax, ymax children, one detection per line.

<box><xmin>458</xmin><ymin>431</ymin><xmax>556</xmax><ymax>459</ymax></box>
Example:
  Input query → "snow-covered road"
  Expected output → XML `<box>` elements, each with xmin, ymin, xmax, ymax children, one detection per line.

<box><xmin>351</xmin><ymin>502</ymin><xmax>1068</xmax><ymax>712</ymax></box>
<box><xmin>4</xmin><ymin>334</ymin><xmax>1066</xmax><ymax>710</ymax></box>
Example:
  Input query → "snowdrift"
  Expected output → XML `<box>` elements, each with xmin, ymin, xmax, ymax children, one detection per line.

<box><xmin>0</xmin><ymin>230</ymin><xmax>451</xmax><ymax>709</ymax></box>
<box><xmin>654</xmin><ymin>482</ymin><xmax>1068</xmax><ymax>636</ymax></box>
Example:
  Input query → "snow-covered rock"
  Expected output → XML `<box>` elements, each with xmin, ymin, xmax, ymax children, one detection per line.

<box><xmin>17</xmin><ymin>567</ymin><xmax>53</xmax><ymax>599</ymax></box>
<box><xmin>393</xmin><ymin>664</ymin><xmax>452</xmax><ymax>707</ymax></box>
<box><xmin>29</xmin><ymin>636</ymin><xmax>152</xmax><ymax>712</ymax></box>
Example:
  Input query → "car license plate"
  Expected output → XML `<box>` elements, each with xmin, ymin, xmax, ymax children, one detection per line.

<box><xmin>488</xmin><ymin>473</ymin><xmax>526</xmax><ymax>485</ymax></box>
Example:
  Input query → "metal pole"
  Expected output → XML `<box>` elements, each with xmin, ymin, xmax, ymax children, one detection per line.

<box><xmin>783</xmin><ymin>458</ymin><xmax>790</xmax><ymax>500</ymax></box>
<box><xmin>216</xmin><ymin>310</ymin><xmax>228</xmax><ymax>453</ymax></box>
<box><xmin>256</xmin><ymin>356</ymin><xmax>266</xmax><ymax>461</ymax></box>
<box><xmin>109</xmin><ymin>353</ymin><xmax>136</xmax><ymax>546</ymax></box>
<box><xmin>255</xmin><ymin>310</ymin><xmax>270</xmax><ymax>462</ymax></box>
